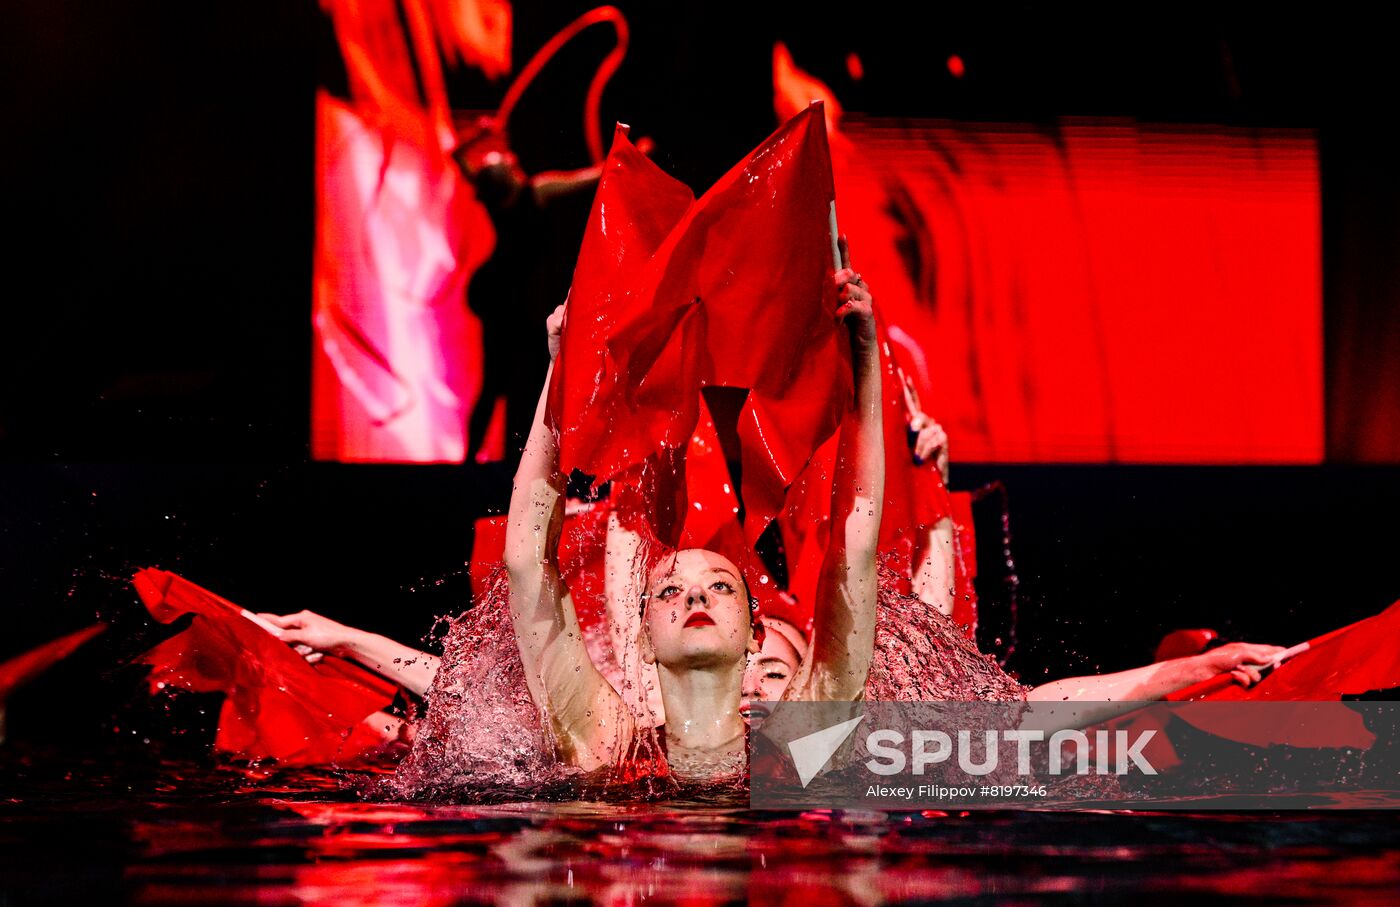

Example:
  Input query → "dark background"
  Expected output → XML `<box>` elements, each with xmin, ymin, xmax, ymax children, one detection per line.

<box><xmin>2</xmin><ymin>2</ymin><xmax>1398</xmax><ymax>731</ymax></box>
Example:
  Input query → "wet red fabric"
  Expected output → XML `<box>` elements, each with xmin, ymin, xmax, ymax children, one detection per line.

<box><xmin>1187</xmin><ymin>600</ymin><xmax>1400</xmax><ymax>703</ymax></box>
<box><xmin>1104</xmin><ymin>604</ymin><xmax>1400</xmax><ymax>760</ymax></box>
<box><xmin>469</xmin><ymin>507</ymin><xmax>621</xmax><ymax>639</ymax></box>
<box><xmin>776</xmin><ymin>323</ymin><xmax>968</xmax><ymax>627</ymax></box>
<box><xmin>1170</xmin><ymin>701</ymin><xmax>1375</xmax><ymax>750</ymax></box>
<box><xmin>133</xmin><ymin>568</ymin><xmax>397</xmax><ymax>765</ymax></box>
<box><xmin>675</xmin><ymin>398</ymin><xmax>744</xmax><ymax>553</ymax></box>
<box><xmin>548</xmin><ymin>106</ymin><xmax>847</xmax><ymax>549</ymax></box>
<box><xmin>468</xmin><ymin>514</ymin><xmax>508</xmax><ymax>597</ymax></box>
<box><xmin>468</xmin><ymin>404</ymin><xmax>750</xmax><ymax>644</ymax></box>
<box><xmin>1113</xmin><ymin>701</ymin><xmax>1373</xmax><ymax>774</ymax></box>
<box><xmin>0</xmin><ymin>624</ymin><xmax>106</xmax><ymax>702</ymax></box>
<box><xmin>877</xmin><ymin>332</ymin><xmax>954</xmax><ymax>552</ymax></box>
<box><xmin>546</xmin><ymin>124</ymin><xmax>696</xmax><ymax>486</ymax></box>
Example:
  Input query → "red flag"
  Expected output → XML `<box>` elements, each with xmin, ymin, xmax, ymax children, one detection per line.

<box><xmin>948</xmin><ymin>491</ymin><xmax>979</xmax><ymax>632</ymax></box>
<box><xmin>468</xmin><ymin>400</ymin><xmax>746</xmax><ymax>663</ymax></box>
<box><xmin>1135</xmin><ymin>601</ymin><xmax>1400</xmax><ymax>753</ymax></box>
<box><xmin>133</xmin><ymin>568</ymin><xmax>398</xmax><ymax>766</ymax></box>
<box><xmin>1179</xmin><ymin>600</ymin><xmax>1400</xmax><ymax>703</ymax></box>
<box><xmin>547</xmin><ymin>124</ymin><xmax>699</xmax><ymax>495</ymax></box>
<box><xmin>776</xmin><ymin>320</ymin><xmax>971</xmax><ymax>629</ymax></box>
<box><xmin>549</xmin><ymin>105</ymin><xmax>847</xmax><ymax>549</ymax></box>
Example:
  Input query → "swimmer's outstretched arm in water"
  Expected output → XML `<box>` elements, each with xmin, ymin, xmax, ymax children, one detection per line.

<box><xmin>255</xmin><ymin>610</ymin><xmax>441</xmax><ymax>698</ymax></box>
<box><xmin>902</xmin><ymin>381</ymin><xmax>956</xmax><ymax>617</ymax></box>
<box><xmin>1027</xmin><ymin>641</ymin><xmax>1286</xmax><ymax>703</ymax></box>
<box><xmin>1017</xmin><ymin>641</ymin><xmax>1288</xmax><ymax>730</ymax></box>
<box><xmin>504</xmin><ymin>304</ymin><xmax>632</xmax><ymax>771</ymax></box>
<box><xmin>784</xmin><ymin>237</ymin><xmax>885</xmax><ymax>703</ymax></box>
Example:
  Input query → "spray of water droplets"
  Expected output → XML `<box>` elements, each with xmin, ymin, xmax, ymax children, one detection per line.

<box><xmin>376</xmin><ymin>551</ymin><xmax>1026</xmax><ymax>802</ymax></box>
<box><xmin>866</xmin><ymin>557</ymin><xmax>1028</xmax><ymax>702</ymax></box>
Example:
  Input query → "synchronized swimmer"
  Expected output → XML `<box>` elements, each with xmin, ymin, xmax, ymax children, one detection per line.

<box><xmin>260</xmin><ymin>242</ymin><xmax>1284</xmax><ymax>780</ymax></box>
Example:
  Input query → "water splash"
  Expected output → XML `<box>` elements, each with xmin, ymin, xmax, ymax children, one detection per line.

<box><xmin>382</xmin><ymin>552</ymin><xmax>1025</xmax><ymax>803</ymax></box>
<box><xmin>974</xmin><ymin>480</ymin><xmax>1021</xmax><ymax>668</ymax></box>
<box><xmin>866</xmin><ymin>559</ymin><xmax>1027</xmax><ymax>702</ymax></box>
<box><xmin>379</xmin><ymin>567</ymin><xmax>567</xmax><ymax>801</ymax></box>
<box><xmin>380</xmin><ymin>556</ymin><xmax>676</xmax><ymax>803</ymax></box>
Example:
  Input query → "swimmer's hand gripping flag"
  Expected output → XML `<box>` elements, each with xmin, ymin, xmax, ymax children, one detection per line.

<box><xmin>132</xmin><ymin>568</ymin><xmax>398</xmax><ymax>765</ymax></box>
<box><xmin>1115</xmin><ymin>600</ymin><xmax>1400</xmax><ymax>759</ymax></box>
<box><xmin>549</xmin><ymin>104</ymin><xmax>848</xmax><ymax>547</ymax></box>
<box><xmin>1174</xmin><ymin>599</ymin><xmax>1400</xmax><ymax>703</ymax></box>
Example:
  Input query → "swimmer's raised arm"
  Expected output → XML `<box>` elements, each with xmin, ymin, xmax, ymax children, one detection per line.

<box><xmin>899</xmin><ymin>370</ymin><xmax>950</xmax><ymax>484</ymax></box>
<box><xmin>504</xmin><ymin>303</ymin><xmax>631</xmax><ymax>770</ymax></box>
<box><xmin>788</xmin><ymin>237</ymin><xmax>885</xmax><ymax>702</ymax></box>
<box><xmin>256</xmin><ymin>610</ymin><xmax>440</xmax><ymax>698</ymax></box>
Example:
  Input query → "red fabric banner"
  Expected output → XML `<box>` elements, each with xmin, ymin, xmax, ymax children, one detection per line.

<box><xmin>1193</xmin><ymin>600</ymin><xmax>1400</xmax><ymax>703</ymax></box>
<box><xmin>1112</xmin><ymin>604</ymin><xmax>1400</xmax><ymax>762</ymax></box>
<box><xmin>1128</xmin><ymin>604</ymin><xmax>1400</xmax><ymax>755</ymax></box>
<box><xmin>548</xmin><ymin>105</ymin><xmax>848</xmax><ymax>549</ymax></box>
<box><xmin>133</xmin><ymin>568</ymin><xmax>398</xmax><ymax>766</ymax></box>
<box><xmin>776</xmin><ymin>322</ymin><xmax>976</xmax><ymax>632</ymax></box>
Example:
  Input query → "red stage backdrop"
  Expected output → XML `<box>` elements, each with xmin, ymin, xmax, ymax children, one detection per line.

<box><xmin>315</xmin><ymin>25</ymin><xmax>1321</xmax><ymax>464</ymax></box>
<box><xmin>827</xmin><ymin>117</ymin><xmax>1322</xmax><ymax>463</ymax></box>
<box><xmin>316</xmin><ymin>114</ymin><xmax>1320</xmax><ymax>463</ymax></box>
<box><xmin>311</xmin><ymin>0</ymin><xmax>498</xmax><ymax>463</ymax></box>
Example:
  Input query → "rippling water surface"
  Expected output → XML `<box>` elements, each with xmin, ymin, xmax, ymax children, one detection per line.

<box><xmin>4</xmin><ymin>747</ymin><xmax>1400</xmax><ymax>905</ymax></box>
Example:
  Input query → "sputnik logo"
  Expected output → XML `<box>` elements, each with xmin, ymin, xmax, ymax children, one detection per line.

<box><xmin>786</xmin><ymin>715</ymin><xmax>866</xmax><ymax>787</ymax></box>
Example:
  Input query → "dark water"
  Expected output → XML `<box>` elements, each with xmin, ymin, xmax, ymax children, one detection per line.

<box><xmin>4</xmin><ymin>748</ymin><xmax>1399</xmax><ymax>905</ymax></box>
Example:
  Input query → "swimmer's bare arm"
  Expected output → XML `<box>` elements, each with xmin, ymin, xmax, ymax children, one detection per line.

<box><xmin>1027</xmin><ymin>642</ymin><xmax>1287</xmax><ymax>702</ymax></box>
<box><xmin>788</xmin><ymin>238</ymin><xmax>884</xmax><ymax>702</ymax></box>
<box><xmin>604</xmin><ymin>510</ymin><xmax>646</xmax><ymax>665</ymax></box>
<box><xmin>894</xmin><ymin>361</ymin><xmax>956</xmax><ymax>615</ymax></box>
<box><xmin>257</xmin><ymin>610</ymin><xmax>440</xmax><ymax>698</ymax></box>
<box><xmin>504</xmin><ymin>304</ymin><xmax>631</xmax><ymax>770</ymax></box>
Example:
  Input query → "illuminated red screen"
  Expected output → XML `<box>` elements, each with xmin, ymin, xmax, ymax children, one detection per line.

<box><xmin>834</xmin><ymin>118</ymin><xmax>1322</xmax><ymax>463</ymax></box>
<box><xmin>312</xmin><ymin>114</ymin><xmax>1322</xmax><ymax>465</ymax></box>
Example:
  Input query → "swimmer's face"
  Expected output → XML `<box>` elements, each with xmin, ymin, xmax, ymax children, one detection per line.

<box><xmin>740</xmin><ymin>620</ymin><xmax>802</xmax><ymax>726</ymax></box>
<box><xmin>641</xmin><ymin>549</ymin><xmax>758</xmax><ymax>671</ymax></box>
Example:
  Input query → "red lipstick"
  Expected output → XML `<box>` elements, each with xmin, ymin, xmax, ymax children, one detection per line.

<box><xmin>684</xmin><ymin>612</ymin><xmax>716</xmax><ymax>628</ymax></box>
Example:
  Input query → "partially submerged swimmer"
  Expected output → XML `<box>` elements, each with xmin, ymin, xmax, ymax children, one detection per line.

<box><xmin>503</xmin><ymin>241</ymin><xmax>883</xmax><ymax>777</ymax></box>
<box><xmin>627</xmin><ymin>548</ymin><xmax>761</xmax><ymax>776</ymax></box>
<box><xmin>741</xmin><ymin>611</ymin><xmax>807</xmax><ymax>727</ymax></box>
<box><xmin>260</xmin><ymin>254</ymin><xmax>1285</xmax><ymax>779</ymax></box>
<box><xmin>740</xmin><ymin>593</ymin><xmax>1286</xmax><ymax>726</ymax></box>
